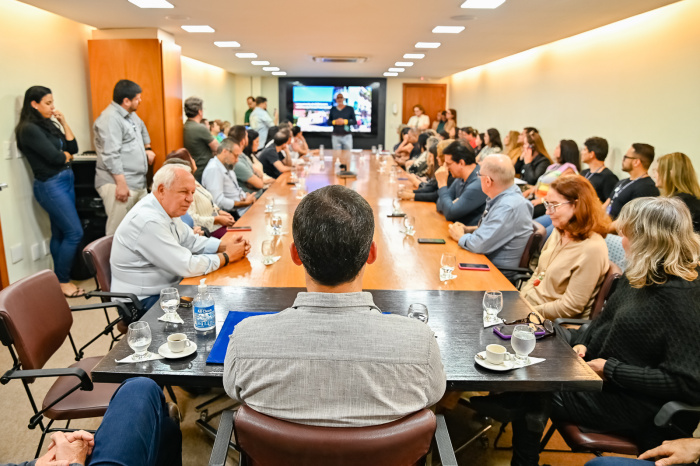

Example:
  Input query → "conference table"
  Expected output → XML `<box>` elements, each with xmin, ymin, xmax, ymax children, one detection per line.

<box><xmin>91</xmin><ymin>150</ymin><xmax>601</xmax><ymax>393</ymax></box>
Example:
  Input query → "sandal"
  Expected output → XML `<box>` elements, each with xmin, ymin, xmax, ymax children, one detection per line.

<box><xmin>63</xmin><ymin>287</ymin><xmax>87</xmax><ymax>298</ymax></box>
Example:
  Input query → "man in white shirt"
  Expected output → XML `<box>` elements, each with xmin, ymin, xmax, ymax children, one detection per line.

<box><xmin>201</xmin><ymin>138</ymin><xmax>256</xmax><ymax>217</ymax></box>
<box><xmin>110</xmin><ymin>164</ymin><xmax>250</xmax><ymax>308</ymax></box>
<box><xmin>249</xmin><ymin>96</ymin><xmax>277</xmax><ymax>146</ymax></box>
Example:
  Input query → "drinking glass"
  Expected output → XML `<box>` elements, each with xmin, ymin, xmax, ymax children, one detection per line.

<box><xmin>371</xmin><ymin>145</ymin><xmax>377</xmax><ymax>155</ymax></box>
<box><xmin>261</xmin><ymin>239</ymin><xmax>277</xmax><ymax>265</ymax></box>
<box><xmin>127</xmin><ymin>321</ymin><xmax>151</xmax><ymax>361</ymax></box>
<box><xmin>378</xmin><ymin>144</ymin><xmax>383</xmax><ymax>153</ymax></box>
<box><xmin>160</xmin><ymin>287</ymin><xmax>179</xmax><ymax>316</ymax></box>
<box><xmin>319</xmin><ymin>144</ymin><xmax>325</xmax><ymax>157</ymax></box>
<box><xmin>511</xmin><ymin>324</ymin><xmax>536</xmax><ymax>365</ymax></box>
<box><xmin>265</xmin><ymin>197</ymin><xmax>275</xmax><ymax>213</ymax></box>
<box><xmin>270</xmin><ymin>215</ymin><xmax>282</xmax><ymax>235</ymax></box>
<box><xmin>397</xmin><ymin>184</ymin><xmax>405</xmax><ymax>197</ymax></box>
<box><xmin>392</xmin><ymin>198</ymin><xmax>403</xmax><ymax>215</ymax></box>
<box><xmin>403</xmin><ymin>215</ymin><xmax>416</xmax><ymax>236</ymax></box>
<box><xmin>407</xmin><ymin>303</ymin><xmax>429</xmax><ymax>323</ymax></box>
<box><xmin>440</xmin><ymin>253</ymin><xmax>456</xmax><ymax>281</ymax></box>
<box><xmin>483</xmin><ymin>290</ymin><xmax>503</xmax><ymax>323</ymax></box>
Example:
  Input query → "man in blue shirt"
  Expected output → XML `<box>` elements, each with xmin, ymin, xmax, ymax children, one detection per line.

<box><xmin>435</xmin><ymin>141</ymin><xmax>487</xmax><ymax>226</ymax></box>
<box><xmin>328</xmin><ymin>93</ymin><xmax>357</xmax><ymax>150</ymax></box>
<box><xmin>448</xmin><ymin>154</ymin><xmax>534</xmax><ymax>274</ymax></box>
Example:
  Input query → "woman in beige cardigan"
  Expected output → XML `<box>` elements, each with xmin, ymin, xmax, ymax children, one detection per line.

<box><xmin>164</xmin><ymin>149</ymin><xmax>235</xmax><ymax>238</ymax></box>
<box><xmin>520</xmin><ymin>175</ymin><xmax>610</xmax><ymax>320</ymax></box>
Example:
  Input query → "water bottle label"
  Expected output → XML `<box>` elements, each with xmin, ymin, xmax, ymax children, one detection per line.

<box><xmin>194</xmin><ymin>304</ymin><xmax>215</xmax><ymax>330</ymax></box>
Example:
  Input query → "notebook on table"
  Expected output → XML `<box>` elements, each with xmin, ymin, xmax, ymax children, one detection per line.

<box><xmin>206</xmin><ymin>311</ymin><xmax>275</xmax><ymax>364</ymax></box>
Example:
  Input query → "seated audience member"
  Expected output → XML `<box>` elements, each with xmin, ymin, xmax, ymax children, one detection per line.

<box><xmin>201</xmin><ymin>138</ymin><xmax>257</xmax><ymax>216</ymax></box>
<box><xmin>525</xmin><ymin>139</ymin><xmax>580</xmax><ymax>219</ymax></box>
<box><xmin>220</xmin><ymin>120</ymin><xmax>231</xmax><ymax>139</ymax></box>
<box><xmin>604</xmin><ymin>143</ymin><xmax>659</xmax><ymax>220</ymax></box>
<box><xmin>514</xmin><ymin>132</ymin><xmax>551</xmax><ymax>185</ymax></box>
<box><xmin>444</xmin><ymin>109</ymin><xmax>457</xmax><ymax>138</ymax></box>
<box><xmin>243</xmin><ymin>129</ymin><xmax>274</xmax><ymax>186</ymax></box>
<box><xmin>258</xmin><ymin>131</ymin><xmax>292</xmax><ymax>179</ymax></box>
<box><xmin>448</xmin><ymin>155</ymin><xmax>534</xmax><ymax>274</ymax></box>
<box><xmin>580</xmin><ymin>137</ymin><xmax>619</xmax><ymax>202</ymax></box>
<box><xmin>436</xmin><ymin>141</ymin><xmax>487</xmax><ymax>226</ymax></box>
<box><xmin>164</xmin><ymin>149</ymin><xmax>234</xmax><ymax>239</ymax></box>
<box><xmin>210</xmin><ymin>119</ymin><xmax>224</xmax><ymax>143</ymax></box>
<box><xmin>520</xmin><ymin>176</ymin><xmax>610</xmax><ymax>320</ymax></box>
<box><xmin>290</xmin><ymin>126</ymin><xmax>309</xmax><ymax>156</ymax></box>
<box><xmin>111</xmin><ymin>164</ymin><xmax>250</xmax><ymax>309</ymax></box>
<box><xmin>503</xmin><ymin>130</ymin><xmax>523</xmax><ymax>165</ymax></box>
<box><xmin>394</xmin><ymin>128</ymin><xmax>421</xmax><ymax>166</ymax></box>
<box><xmin>476</xmin><ymin>128</ymin><xmax>504</xmax><ymax>163</ymax></box>
<box><xmin>223</xmin><ymin>185</ymin><xmax>446</xmax><ymax>426</ymax></box>
<box><xmin>474</xmin><ymin>132</ymin><xmax>485</xmax><ymax>153</ymax></box>
<box><xmin>656</xmin><ymin>152</ymin><xmax>700</xmax><ymax>232</ymax></box>
<box><xmin>432</xmin><ymin>110</ymin><xmax>445</xmax><ymax>133</ymax></box>
<box><xmin>183</xmin><ymin>97</ymin><xmax>219</xmax><ymax>181</ymax></box>
<box><xmin>407</xmin><ymin>104</ymin><xmax>430</xmax><ymax>130</ymax></box>
<box><xmin>475</xmin><ymin>196</ymin><xmax>700</xmax><ymax>466</ymax></box>
<box><xmin>585</xmin><ymin>437</ymin><xmax>700</xmax><ymax>466</ymax></box>
<box><xmin>5</xmin><ymin>378</ymin><xmax>182</xmax><ymax>466</ymax></box>
<box><xmin>229</xmin><ymin>125</ymin><xmax>265</xmax><ymax>197</ymax></box>
<box><xmin>401</xmin><ymin>139</ymin><xmax>454</xmax><ymax>203</ymax></box>
<box><xmin>459</xmin><ymin>126</ymin><xmax>478</xmax><ymax>149</ymax></box>
<box><xmin>393</xmin><ymin>126</ymin><xmax>410</xmax><ymax>152</ymax></box>
<box><xmin>406</xmin><ymin>134</ymin><xmax>435</xmax><ymax>177</ymax></box>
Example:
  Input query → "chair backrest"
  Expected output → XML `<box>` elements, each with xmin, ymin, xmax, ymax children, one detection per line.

<box><xmin>590</xmin><ymin>262</ymin><xmax>622</xmax><ymax>320</ymax></box>
<box><xmin>519</xmin><ymin>222</ymin><xmax>546</xmax><ymax>269</ymax></box>
<box><xmin>605</xmin><ymin>234</ymin><xmax>627</xmax><ymax>272</ymax></box>
<box><xmin>0</xmin><ymin>270</ymin><xmax>73</xmax><ymax>373</ymax></box>
<box><xmin>83</xmin><ymin>235</ymin><xmax>113</xmax><ymax>292</ymax></box>
<box><xmin>233</xmin><ymin>405</ymin><xmax>437</xmax><ymax>466</ymax></box>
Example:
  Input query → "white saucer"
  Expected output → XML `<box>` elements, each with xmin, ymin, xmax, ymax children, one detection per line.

<box><xmin>158</xmin><ymin>342</ymin><xmax>197</xmax><ymax>359</ymax></box>
<box><xmin>474</xmin><ymin>351</ymin><xmax>515</xmax><ymax>371</ymax></box>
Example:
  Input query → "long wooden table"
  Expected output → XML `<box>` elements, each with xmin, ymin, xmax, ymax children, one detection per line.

<box><xmin>182</xmin><ymin>150</ymin><xmax>514</xmax><ymax>291</ymax></box>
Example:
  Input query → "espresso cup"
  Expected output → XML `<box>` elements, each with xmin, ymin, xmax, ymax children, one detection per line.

<box><xmin>485</xmin><ymin>344</ymin><xmax>508</xmax><ymax>365</ymax></box>
<box><xmin>167</xmin><ymin>333</ymin><xmax>191</xmax><ymax>353</ymax></box>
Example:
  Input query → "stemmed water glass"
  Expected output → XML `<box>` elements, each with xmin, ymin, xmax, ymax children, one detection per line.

<box><xmin>511</xmin><ymin>324</ymin><xmax>536</xmax><ymax>365</ymax></box>
<box><xmin>483</xmin><ymin>290</ymin><xmax>503</xmax><ymax>323</ymax></box>
<box><xmin>261</xmin><ymin>239</ymin><xmax>277</xmax><ymax>265</ymax></box>
<box><xmin>403</xmin><ymin>216</ymin><xmax>416</xmax><ymax>235</ymax></box>
<box><xmin>440</xmin><ymin>253</ymin><xmax>456</xmax><ymax>281</ymax></box>
<box><xmin>270</xmin><ymin>215</ymin><xmax>282</xmax><ymax>235</ymax></box>
<box><xmin>392</xmin><ymin>198</ymin><xmax>403</xmax><ymax>215</ymax></box>
<box><xmin>407</xmin><ymin>303</ymin><xmax>429</xmax><ymax>323</ymax></box>
<box><xmin>265</xmin><ymin>197</ymin><xmax>275</xmax><ymax>213</ymax></box>
<box><xmin>160</xmin><ymin>287</ymin><xmax>179</xmax><ymax>318</ymax></box>
<box><xmin>127</xmin><ymin>321</ymin><xmax>152</xmax><ymax>361</ymax></box>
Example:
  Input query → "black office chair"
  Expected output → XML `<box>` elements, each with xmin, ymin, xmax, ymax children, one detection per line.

<box><xmin>498</xmin><ymin>222</ymin><xmax>546</xmax><ymax>289</ymax></box>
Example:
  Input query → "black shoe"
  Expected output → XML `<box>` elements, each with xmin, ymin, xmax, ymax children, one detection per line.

<box><xmin>167</xmin><ymin>402</ymin><xmax>181</xmax><ymax>427</ymax></box>
<box><xmin>470</xmin><ymin>393</ymin><xmax>529</xmax><ymax>423</ymax></box>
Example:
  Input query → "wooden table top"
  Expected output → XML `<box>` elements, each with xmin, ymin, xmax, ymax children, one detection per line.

<box><xmin>181</xmin><ymin>151</ymin><xmax>515</xmax><ymax>292</ymax></box>
<box><xmin>91</xmin><ymin>286</ymin><xmax>601</xmax><ymax>393</ymax></box>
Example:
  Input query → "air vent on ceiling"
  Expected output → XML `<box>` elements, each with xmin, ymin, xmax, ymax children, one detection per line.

<box><xmin>312</xmin><ymin>56</ymin><xmax>367</xmax><ymax>63</ymax></box>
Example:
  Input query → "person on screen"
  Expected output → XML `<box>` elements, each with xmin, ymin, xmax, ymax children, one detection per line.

<box><xmin>328</xmin><ymin>93</ymin><xmax>357</xmax><ymax>150</ymax></box>
<box><xmin>223</xmin><ymin>185</ymin><xmax>446</xmax><ymax>427</ymax></box>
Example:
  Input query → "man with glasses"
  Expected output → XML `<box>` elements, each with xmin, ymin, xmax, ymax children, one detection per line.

<box><xmin>448</xmin><ymin>155</ymin><xmax>533</xmax><ymax>278</ymax></box>
<box><xmin>328</xmin><ymin>93</ymin><xmax>357</xmax><ymax>150</ymax></box>
<box><xmin>603</xmin><ymin>143</ymin><xmax>659</xmax><ymax>219</ymax></box>
<box><xmin>201</xmin><ymin>138</ymin><xmax>256</xmax><ymax>217</ymax></box>
<box><xmin>435</xmin><ymin>140</ymin><xmax>487</xmax><ymax>226</ymax></box>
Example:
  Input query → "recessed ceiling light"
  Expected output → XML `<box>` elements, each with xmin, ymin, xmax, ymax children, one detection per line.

<box><xmin>432</xmin><ymin>26</ymin><xmax>465</xmax><ymax>33</ymax></box>
<box><xmin>388</xmin><ymin>68</ymin><xmax>405</xmax><ymax>72</ymax></box>
<box><xmin>165</xmin><ymin>14</ymin><xmax>190</xmax><ymax>20</ymax></box>
<box><xmin>262</xmin><ymin>67</ymin><xmax>280</xmax><ymax>71</ymax></box>
<box><xmin>461</xmin><ymin>0</ymin><xmax>506</xmax><ymax>8</ymax></box>
<box><xmin>272</xmin><ymin>71</ymin><xmax>287</xmax><ymax>76</ymax></box>
<box><xmin>404</xmin><ymin>53</ymin><xmax>425</xmax><ymax>59</ymax></box>
<box><xmin>214</xmin><ymin>41</ymin><xmax>240</xmax><ymax>48</ymax></box>
<box><xmin>251</xmin><ymin>60</ymin><xmax>270</xmax><ymax>65</ymax></box>
<box><xmin>236</xmin><ymin>53</ymin><xmax>258</xmax><ymax>58</ymax></box>
<box><xmin>181</xmin><ymin>25</ymin><xmax>215</xmax><ymax>33</ymax></box>
<box><xmin>384</xmin><ymin>72</ymin><xmax>398</xmax><ymax>77</ymax></box>
<box><xmin>415</xmin><ymin>42</ymin><xmax>441</xmax><ymax>49</ymax></box>
<box><xmin>395</xmin><ymin>62</ymin><xmax>414</xmax><ymax>67</ymax></box>
<box><xmin>450</xmin><ymin>14</ymin><xmax>477</xmax><ymax>21</ymax></box>
<box><xmin>128</xmin><ymin>0</ymin><xmax>173</xmax><ymax>8</ymax></box>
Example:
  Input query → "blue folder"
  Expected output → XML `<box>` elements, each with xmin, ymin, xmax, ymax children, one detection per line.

<box><xmin>206</xmin><ymin>311</ymin><xmax>275</xmax><ymax>364</ymax></box>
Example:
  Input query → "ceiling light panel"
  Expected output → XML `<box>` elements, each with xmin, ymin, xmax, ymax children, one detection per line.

<box><xmin>415</xmin><ymin>42</ymin><xmax>441</xmax><ymax>49</ymax></box>
<box><xmin>181</xmin><ymin>25</ymin><xmax>215</xmax><ymax>33</ymax></box>
<box><xmin>384</xmin><ymin>72</ymin><xmax>398</xmax><ymax>77</ymax></box>
<box><xmin>432</xmin><ymin>26</ymin><xmax>465</xmax><ymax>33</ymax></box>
<box><xmin>404</xmin><ymin>53</ymin><xmax>425</xmax><ymax>59</ymax></box>
<box><xmin>236</xmin><ymin>53</ymin><xmax>258</xmax><ymax>58</ymax></box>
<box><xmin>262</xmin><ymin>67</ymin><xmax>280</xmax><ymax>71</ymax></box>
<box><xmin>395</xmin><ymin>62</ymin><xmax>414</xmax><ymax>67</ymax></box>
<box><xmin>461</xmin><ymin>0</ymin><xmax>506</xmax><ymax>8</ymax></box>
<box><xmin>388</xmin><ymin>68</ymin><xmax>405</xmax><ymax>72</ymax></box>
<box><xmin>128</xmin><ymin>0</ymin><xmax>173</xmax><ymax>8</ymax></box>
<box><xmin>251</xmin><ymin>61</ymin><xmax>270</xmax><ymax>65</ymax></box>
<box><xmin>214</xmin><ymin>41</ymin><xmax>240</xmax><ymax>47</ymax></box>
<box><xmin>272</xmin><ymin>72</ymin><xmax>287</xmax><ymax>76</ymax></box>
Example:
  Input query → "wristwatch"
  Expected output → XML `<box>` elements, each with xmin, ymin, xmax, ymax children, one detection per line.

<box><xmin>222</xmin><ymin>252</ymin><xmax>230</xmax><ymax>267</ymax></box>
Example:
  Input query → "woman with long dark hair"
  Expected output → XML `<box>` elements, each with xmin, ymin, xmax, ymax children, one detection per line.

<box><xmin>524</xmin><ymin>139</ymin><xmax>580</xmax><ymax>218</ymax></box>
<box><xmin>15</xmin><ymin>86</ymin><xmax>83</xmax><ymax>297</ymax></box>
<box><xmin>476</xmin><ymin>128</ymin><xmax>503</xmax><ymax>163</ymax></box>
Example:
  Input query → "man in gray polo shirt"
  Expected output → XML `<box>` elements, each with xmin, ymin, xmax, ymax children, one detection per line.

<box><xmin>224</xmin><ymin>185</ymin><xmax>446</xmax><ymax>427</ymax></box>
<box><xmin>94</xmin><ymin>79</ymin><xmax>156</xmax><ymax>235</ymax></box>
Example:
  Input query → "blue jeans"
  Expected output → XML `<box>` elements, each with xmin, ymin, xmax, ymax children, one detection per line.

<box><xmin>332</xmin><ymin>134</ymin><xmax>353</xmax><ymax>150</ymax></box>
<box><xmin>585</xmin><ymin>458</ymin><xmax>654</xmax><ymax>465</ymax></box>
<box><xmin>88</xmin><ymin>377</ymin><xmax>182</xmax><ymax>466</ymax></box>
<box><xmin>534</xmin><ymin>214</ymin><xmax>554</xmax><ymax>241</ymax></box>
<box><xmin>33</xmin><ymin>169</ymin><xmax>83</xmax><ymax>283</ymax></box>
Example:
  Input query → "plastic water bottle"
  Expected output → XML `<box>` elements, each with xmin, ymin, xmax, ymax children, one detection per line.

<box><xmin>335</xmin><ymin>158</ymin><xmax>341</xmax><ymax>174</ymax></box>
<box><xmin>193</xmin><ymin>278</ymin><xmax>215</xmax><ymax>331</ymax></box>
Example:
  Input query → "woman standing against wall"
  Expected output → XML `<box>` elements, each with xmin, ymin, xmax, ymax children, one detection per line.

<box><xmin>15</xmin><ymin>86</ymin><xmax>84</xmax><ymax>297</ymax></box>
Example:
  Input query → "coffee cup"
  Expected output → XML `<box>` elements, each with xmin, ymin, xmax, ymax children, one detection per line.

<box><xmin>167</xmin><ymin>333</ymin><xmax>191</xmax><ymax>353</ymax></box>
<box><xmin>485</xmin><ymin>344</ymin><xmax>508</xmax><ymax>365</ymax></box>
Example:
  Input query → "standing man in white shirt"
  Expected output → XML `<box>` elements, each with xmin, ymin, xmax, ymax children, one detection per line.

<box><xmin>249</xmin><ymin>96</ymin><xmax>277</xmax><ymax>146</ymax></box>
<box><xmin>94</xmin><ymin>79</ymin><xmax>156</xmax><ymax>235</ymax></box>
<box><xmin>201</xmin><ymin>138</ymin><xmax>256</xmax><ymax>217</ymax></box>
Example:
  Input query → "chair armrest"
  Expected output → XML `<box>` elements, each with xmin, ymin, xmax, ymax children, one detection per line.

<box><xmin>209</xmin><ymin>409</ymin><xmax>235</xmax><ymax>466</ymax></box>
<box><xmin>497</xmin><ymin>266</ymin><xmax>532</xmax><ymax>275</ymax></box>
<box><xmin>85</xmin><ymin>291</ymin><xmax>145</xmax><ymax>312</ymax></box>
<box><xmin>1</xmin><ymin>366</ymin><xmax>93</xmax><ymax>390</ymax></box>
<box><xmin>70</xmin><ymin>301</ymin><xmax>133</xmax><ymax>320</ymax></box>
<box><xmin>654</xmin><ymin>401</ymin><xmax>700</xmax><ymax>428</ymax></box>
<box><xmin>435</xmin><ymin>414</ymin><xmax>458</xmax><ymax>466</ymax></box>
<box><xmin>554</xmin><ymin>318</ymin><xmax>590</xmax><ymax>327</ymax></box>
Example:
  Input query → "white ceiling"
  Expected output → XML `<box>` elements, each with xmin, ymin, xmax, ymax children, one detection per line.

<box><xmin>21</xmin><ymin>0</ymin><xmax>680</xmax><ymax>78</ymax></box>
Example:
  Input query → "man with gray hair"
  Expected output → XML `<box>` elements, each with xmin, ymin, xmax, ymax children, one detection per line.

<box><xmin>183</xmin><ymin>96</ymin><xmax>219</xmax><ymax>181</ymax></box>
<box><xmin>448</xmin><ymin>154</ymin><xmax>533</xmax><ymax>276</ymax></box>
<box><xmin>111</xmin><ymin>164</ymin><xmax>250</xmax><ymax>309</ymax></box>
<box><xmin>201</xmin><ymin>138</ymin><xmax>256</xmax><ymax>217</ymax></box>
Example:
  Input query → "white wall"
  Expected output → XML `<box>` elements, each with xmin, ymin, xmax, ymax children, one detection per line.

<box><xmin>448</xmin><ymin>0</ymin><xmax>700</xmax><ymax>176</ymax></box>
<box><xmin>0</xmin><ymin>0</ymin><xmax>93</xmax><ymax>283</ymax></box>
<box><xmin>181</xmin><ymin>56</ymin><xmax>237</xmax><ymax>125</ymax></box>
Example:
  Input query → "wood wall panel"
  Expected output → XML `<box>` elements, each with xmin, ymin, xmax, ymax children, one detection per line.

<box><xmin>0</xmin><ymin>215</ymin><xmax>9</xmax><ymax>289</ymax></box>
<box><xmin>402</xmin><ymin>83</ymin><xmax>447</xmax><ymax>128</ymax></box>
<box><xmin>160</xmin><ymin>40</ymin><xmax>183</xmax><ymax>171</ymax></box>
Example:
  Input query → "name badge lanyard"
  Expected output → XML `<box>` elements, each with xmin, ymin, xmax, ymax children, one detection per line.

<box><xmin>606</xmin><ymin>175</ymin><xmax>648</xmax><ymax>215</ymax></box>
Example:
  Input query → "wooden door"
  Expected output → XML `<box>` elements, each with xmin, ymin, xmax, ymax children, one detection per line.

<box><xmin>402</xmin><ymin>83</ymin><xmax>447</xmax><ymax>128</ymax></box>
<box><xmin>0</xmin><ymin>214</ymin><xmax>9</xmax><ymax>289</ymax></box>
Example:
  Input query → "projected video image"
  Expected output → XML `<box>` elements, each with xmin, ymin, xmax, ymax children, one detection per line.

<box><xmin>292</xmin><ymin>85</ymin><xmax>372</xmax><ymax>133</ymax></box>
